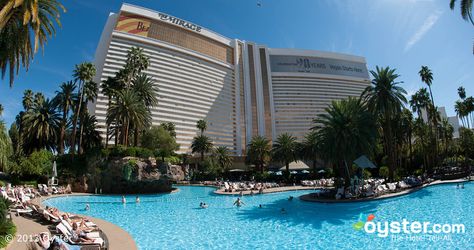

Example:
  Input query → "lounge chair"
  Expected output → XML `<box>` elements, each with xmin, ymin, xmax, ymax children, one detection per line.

<box><xmin>40</xmin><ymin>209</ymin><xmax>61</xmax><ymax>223</ymax></box>
<box><xmin>60</xmin><ymin>220</ymin><xmax>101</xmax><ymax>238</ymax></box>
<box><xmin>56</xmin><ymin>223</ymin><xmax>104</xmax><ymax>247</ymax></box>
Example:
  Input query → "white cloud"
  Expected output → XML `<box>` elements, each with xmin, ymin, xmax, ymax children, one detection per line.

<box><xmin>404</xmin><ymin>10</ymin><xmax>442</xmax><ymax>52</ymax></box>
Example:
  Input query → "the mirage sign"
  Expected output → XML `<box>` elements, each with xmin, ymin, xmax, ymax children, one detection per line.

<box><xmin>270</xmin><ymin>55</ymin><xmax>369</xmax><ymax>78</ymax></box>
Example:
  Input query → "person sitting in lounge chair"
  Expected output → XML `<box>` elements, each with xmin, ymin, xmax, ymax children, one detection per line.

<box><xmin>71</xmin><ymin>223</ymin><xmax>95</xmax><ymax>244</ymax></box>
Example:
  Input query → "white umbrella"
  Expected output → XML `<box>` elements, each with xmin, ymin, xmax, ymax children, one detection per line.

<box><xmin>301</xmin><ymin>170</ymin><xmax>310</xmax><ymax>174</ymax></box>
<box><xmin>275</xmin><ymin>171</ymin><xmax>283</xmax><ymax>176</ymax></box>
<box><xmin>52</xmin><ymin>161</ymin><xmax>57</xmax><ymax>177</ymax></box>
<box><xmin>290</xmin><ymin>171</ymin><xmax>298</xmax><ymax>174</ymax></box>
<box><xmin>318</xmin><ymin>169</ymin><xmax>326</xmax><ymax>174</ymax></box>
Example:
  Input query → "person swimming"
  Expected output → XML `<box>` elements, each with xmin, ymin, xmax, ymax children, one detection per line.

<box><xmin>250</xmin><ymin>190</ymin><xmax>254</xmax><ymax>196</ymax></box>
<box><xmin>288</xmin><ymin>196</ymin><xmax>294</xmax><ymax>201</ymax></box>
<box><xmin>200</xmin><ymin>202</ymin><xmax>208</xmax><ymax>208</ymax></box>
<box><xmin>239</xmin><ymin>191</ymin><xmax>243</xmax><ymax>197</ymax></box>
<box><xmin>280</xmin><ymin>208</ymin><xmax>287</xmax><ymax>214</ymax></box>
<box><xmin>85</xmin><ymin>204</ymin><xmax>90</xmax><ymax>211</ymax></box>
<box><xmin>136</xmin><ymin>196</ymin><xmax>140</xmax><ymax>203</ymax></box>
<box><xmin>121</xmin><ymin>196</ymin><xmax>126</xmax><ymax>203</ymax></box>
<box><xmin>233</xmin><ymin>198</ymin><xmax>245</xmax><ymax>207</ymax></box>
<box><xmin>456</xmin><ymin>183</ymin><xmax>459</xmax><ymax>189</ymax></box>
<box><xmin>258</xmin><ymin>204</ymin><xmax>263</xmax><ymax>208</ymax></box>
<box><xmin>461</xmin><ymin>183</ymin><xmax>465</xmax><ymax>189</ymax></box>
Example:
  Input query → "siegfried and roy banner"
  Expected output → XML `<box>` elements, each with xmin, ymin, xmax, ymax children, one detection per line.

<box><xmin>269</xmin><ymin>55</ymin><xmax>369</xmax><ymax>79</ymax></box>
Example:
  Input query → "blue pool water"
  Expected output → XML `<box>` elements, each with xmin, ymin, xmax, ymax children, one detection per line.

<box><xmin>44</xmin><ymin>183</ymin><xmax>473</xmax><ymax>249</ymax></box>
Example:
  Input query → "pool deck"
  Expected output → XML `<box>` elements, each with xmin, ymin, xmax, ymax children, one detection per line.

<box><xmin>299</xmin><ymin>178</ymin><xmax>470</xmax><ymax>203</ymax></box>
<box><xmin>213</xmin><ymin>185</ymin><xmax>325</xmax><ymax>195</ymax></box>
<box><xmin>9</xmin><ymin>193</ymin><xmax>138</xmax><ymax>250</ymax></box>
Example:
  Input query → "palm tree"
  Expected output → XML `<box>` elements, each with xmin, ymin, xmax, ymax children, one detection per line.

<box><xmin>458</xmin><ymin>86</ymin><xmax>467</xmax><ymax>99</ymax></box>
<box><xmin>419</xmin><ymin>66</ymin><xmax>435</xmax><ymax>108</ymax></box>
<box><xmin>450</xmin><ymin>0</ymin><xmax>474</xmax><ymax>25</ymax></box>
<box><xmin>0</xmin><ymin>120</ymin><xmax>11</xmax><ymax>172</ymax></box>
<box><xmin>80</xmin><ymin>113</ymin><xmax>102</xmax><ymax>152</ymax></box>
<box><xmin>362</xmin><ymin>66</ymin><xmax>407</xmax><ymax>181</ymax></box>
<box><xmin>106</xmin><ymin>89</ymin><xmax>150</xmax><ymax>146</ymax></box>
<box><xmin>123</xmin><ymin>47</ymin><xmax>150</xmax><ymax>86</ymax></box>
<box><xmin>131</xmin><ymin>73</ymin><xmax>157</xmax><ymax>146</ymax></box>
<box><xmin>455</xmin><ymin>100</ymin><xmax>469</xmax><ymax>127</ymax></box>
<box><xmin>246</xmin><ymin>135</ymin><xmax>271</xmax><ymax>173</ymax></box>
<box><xmin>22</xmin><ymin>98</ymin><xmax>60</xmax><ymax>153</ymax></box>
<box><xmin>313</xmin><ymin>97</ymin><xmax>376</xmax><ymax>185</ymax></box>
<box><xmin>196</xmin><ymin>119</ymin><xmax>207</xmax><ymax>135</ymax></box>
<box><xmin>213</xmin><ymin>146</ymin><xmax>232</xmax><ymax>173</ymax></box>
<box><xmin>101</xmin><ymin>76</ymin><xmax>123</xmax><ymax>147</ymax></box>
<box><xmin>33</xmin><ymin>92</ymin><xmax>44</xmax><ymax>109</ymax></box>
<box><xmin>160</xmin><ymin>122</ymin><xmax>176</xmax><ymax>137</ymax></box>
<box><xmin>410</xmin><ymin>88</ymin><xmax>431</xmax><ymax>119</ymax></box>
<box><xmin>53</xmin><ymin>81</ymin><xmax>76</xmax><ymax>154</ymax></box>
<box><xmin>22</xmin><ymin>89</ymin><xmax>34</xmax><ymax>110</ymax></box>
<box><xmin>191</xmin><ymin>135</ymin><xmax>213</xmax><ymax>162</ymax></box>
<box><xmin>78</xmin><ymin>80</ymin><xmax>98</xmax><ymax>154</ymax></box>
<box><xmin>300</xmin><ymin>131</ymin><xmax>319</xmax><ymax>171</ymax></box>
<box><xmin>71</xmin><ymin>62</ymin><xmax>96</xmax><ymax>155</ymax></box>
<box><xmin>272</xmin><ymin>133</ymin><xmax>298</xmax><ymax>177</ymax></box>
<box><xmin>0</xmin><ymin>0</ymin><xmax>65</xmax><ymax>87</ymax></box>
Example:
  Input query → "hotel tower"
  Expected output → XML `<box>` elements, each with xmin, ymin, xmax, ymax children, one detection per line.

<box><xmin>90</xmin><ymin>3</ymin><xmax>371</xmax><ymax>156</ymax></box>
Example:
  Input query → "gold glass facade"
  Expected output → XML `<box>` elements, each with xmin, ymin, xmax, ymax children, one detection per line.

<box><xmin>115</xmin><ymin>12</ymin><xmax>234</xmax><ymax>64</ymax></box>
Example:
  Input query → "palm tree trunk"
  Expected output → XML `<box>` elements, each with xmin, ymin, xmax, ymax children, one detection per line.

<box><xmin>105</xmin><ymin>98</ymin><xmax>110</xmax><ymax>148</ymax></box>
<box><xmin>78</xmin><ymin>104</ymin><xmax>86</xmax><ymax>155</ymax></box>
<box><xmin>385</xmin><ymin>113</ymin><xmax>395</xmax><ymax>181</ymax></box>
<box><xmin>134</xmin><ymin>129</ymin><xmax>139</xmax><ymax>147</ymax></box>
<box><xmin>58</xmin><ymin>105</ymin><xmax>67</xmax><ymax>154</ymax></box>
<box><xmin>71</xmin><ymin>81</ymin><xmax>84</xmax><ymax>155</ymax></box>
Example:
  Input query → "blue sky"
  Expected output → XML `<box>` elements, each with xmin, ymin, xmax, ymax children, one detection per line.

<box><xmin>1</xmin><ymin>0</ymin><xmax>473</xmax><ymax>126</ymax></box>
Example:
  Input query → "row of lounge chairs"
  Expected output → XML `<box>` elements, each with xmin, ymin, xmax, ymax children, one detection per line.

<box><xmin>4</xmin><ymin>184</ymin><xmax>107</xmax><ymax>249</ymax></box>
<box><xmin>334</xmin><ymin>176</ymin><xmax>426</xmax><ymax>199</ymax></box>
<box><xmin>221</xmin><ymin>182</ymin><xmax>280</xmax><ymax>192</ymax></box>
<box><xmin>301</xmin><ymin>179</ymin><xmax>335</xmax><ymax>187</ymax></box>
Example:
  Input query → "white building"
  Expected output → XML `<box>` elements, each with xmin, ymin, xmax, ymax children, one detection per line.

<box><xmin>89</xmin><ymin>3</ymin><xmax>370</xmax><ymax>155</ymax></box>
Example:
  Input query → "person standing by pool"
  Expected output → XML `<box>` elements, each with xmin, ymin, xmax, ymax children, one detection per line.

<box><xmin>122</xmin><ymin>195</ymin><xmax>126</xmax><ymax>203</ymax></box>
<box><xmin>136</xmin><ymin>196</ymin><xmax>140</xmax><ymax>203</ymax></box>
<box><xmin>233</xmin><ymin>198</ymin><xmax>245</xmax><ymax>207</ymax></box>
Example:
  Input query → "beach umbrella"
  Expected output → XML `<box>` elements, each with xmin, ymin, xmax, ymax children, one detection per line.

<box><xmin>267</xmin><ymin>171</ymin><xmax>274</xmax><ymax>174</ymax></box>
<box><xmin>301</xmin><ymin>170</ymin><xmax>310</xmax><ymax>174</ymax></box>
<box><xmin>318</xmin><ymin>169</ymin><xmax>326</xmax><ymax>174</ymax></box>
<box><xmin>290</xmin><ymin>171</ymin><xmax>298</xmax><ymax>174</ymax></box>
<box><xmin>275</xmin><ymin>171</ymin><xmax>283</xmax><ymax>176</ymax></box>
<box><xmin>52</xmin><ymin>161</ymin><xmax>57</xmax><ymax>177</ymax></box>
<box><xmin>353</xmin><ymin>155</ymin><xmax>376</xmax><ymax>169</ymax></box>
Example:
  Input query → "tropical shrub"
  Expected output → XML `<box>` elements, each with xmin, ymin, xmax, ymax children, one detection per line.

<box><xmin>379</xmin><ymin>166</ymin><xmax>389</xmax><ymax>179</ymax></box>
<box><xmin>0</xmin><ymin>198</ymin><xmax>15</xmax><ymax>248</ymax></box>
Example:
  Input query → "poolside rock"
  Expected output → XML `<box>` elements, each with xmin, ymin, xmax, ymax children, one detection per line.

<box><xmin>87</xmin><ymin>156</ymin><xmax>172</xmax><ymax>194</ymax></box>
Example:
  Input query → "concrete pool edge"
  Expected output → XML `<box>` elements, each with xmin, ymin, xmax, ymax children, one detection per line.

<box><xmin>299</xmin><ymin>178</ymin><xmax>471</xmax><ymax>203</ymax></box>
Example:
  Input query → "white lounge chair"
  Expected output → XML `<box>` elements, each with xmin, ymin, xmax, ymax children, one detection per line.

<box><xmin>56</xmin><ymin>223</ymin><xmax>104</xmax><ymax>246</ymax></box>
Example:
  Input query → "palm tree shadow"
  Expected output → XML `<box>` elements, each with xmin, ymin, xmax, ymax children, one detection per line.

<box><xmin>235</xmin><ymin>198</ymin><xmax>385</xmax><ymax>230</ymax></box>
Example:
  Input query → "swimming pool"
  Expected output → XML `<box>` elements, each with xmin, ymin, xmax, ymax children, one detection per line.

<box><xmin>44</xmin><ymin>183</ymin><xmax>473</xmax><ymax>249</ymax></box>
